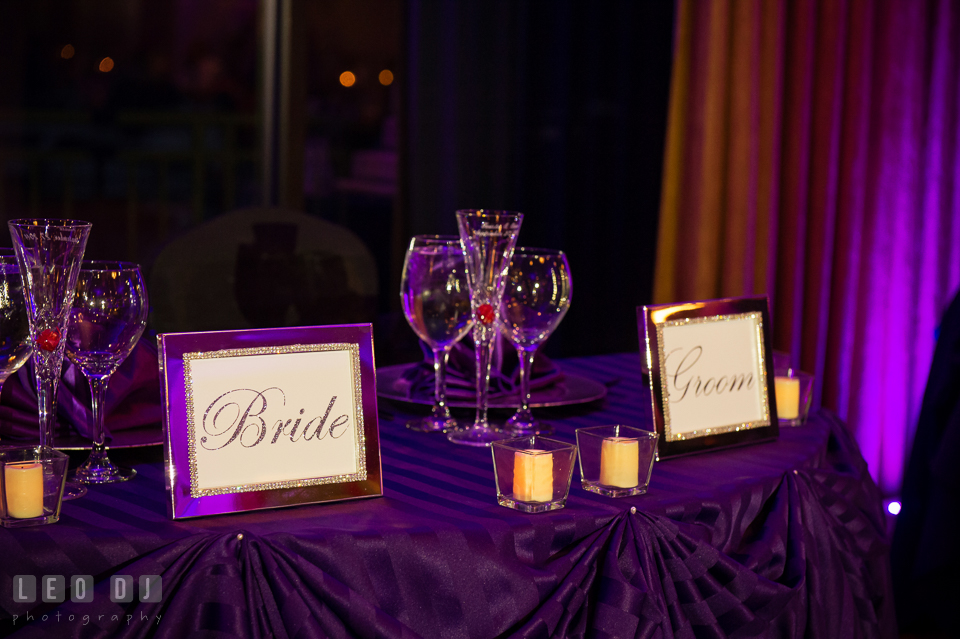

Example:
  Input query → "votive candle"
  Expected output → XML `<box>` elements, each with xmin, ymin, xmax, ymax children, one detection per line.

<box><xmin>513</xmin><ymin>450</ymin><xmax>553</xmax><ymax>502</ymax></box>
<box><xmin>5</xmin><ymin>462</ymin><xmax>44</xmax><ymax>519</ymax></box>
<box><xmin>775</xmin><ymin>376</ymin><xmax>800</xmax><ymax>420</ymax></box>
<box><xmin>600</xmin><ymin>437</ymin><xmax>639</xmax><ymax>488</ymax></box>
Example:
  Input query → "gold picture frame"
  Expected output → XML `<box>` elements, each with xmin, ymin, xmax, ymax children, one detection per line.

<box><xmin>159</xmin><ymin>324</ymin><xmax>382</xmax><ymax>519</ymax></box>
<box><xmin>638</xmin><ymin>296</ymin><xmax>779</xmax><ymax>458</ymax></box>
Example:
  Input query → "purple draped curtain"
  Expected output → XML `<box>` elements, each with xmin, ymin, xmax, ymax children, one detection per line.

<box><xmin>655</xmin><ymin>0</ymin><xmax>960</xmax><ymax>494</ymax></box>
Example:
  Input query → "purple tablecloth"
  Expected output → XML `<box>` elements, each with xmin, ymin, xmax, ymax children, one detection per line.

<box><xmin>0</xmin><ymin>353</ymin><xmax>895</xmax><ymax>638</ymax></box>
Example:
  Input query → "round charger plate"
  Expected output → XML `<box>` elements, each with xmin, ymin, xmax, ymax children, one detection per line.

<box><xmin>376</xmin><ymin>363</ymin><xmax>607</xmax><ymax>408</ymax></box>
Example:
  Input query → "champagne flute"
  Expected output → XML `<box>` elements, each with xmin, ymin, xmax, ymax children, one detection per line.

<box><xmin>448</xmin><ymin>209</ymin><xmax>523</xmax><ymax>447</ymax></box>
<box><xmin>65</xmin><ymin>261</ymin><xmax>148</xmax><ymax>483</ymax></box>
<box><xmin>400</xmin><ymin>236</ymin><xmax>473</xmax><ymax>432</ymax></box>
<box><xmin>499</xmin><ymin>248</ymin><xmax>572</xmax><ymax>435</ymax></box>
<box><xmin>0</xmin><ymin>249</ymin><xmax>33</xmax><ymax>441</ymax></box>
<box><xmin>9</xmin><ymin>219</ymin><xmax>92</xmax><ymax>500</ymax></box>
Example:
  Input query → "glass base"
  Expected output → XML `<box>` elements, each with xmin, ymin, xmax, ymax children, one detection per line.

<box><xmin>60</xmin><ymin>482</ymin><xmax>87</xmax><ymax>500</ymax></box>
<box><xmin>1</xmin><ymin>508</ymin><xmax>60</xmax><ymax>528</ymax></box>
<box><xmin>582</xmin><ymin>481</ymin><xmax>648</xmax><ymax>498</ymax></box>
<box><xmin>447</xmin><ymin>426</ymin><xmax>509</xmax><ymax>447</ymax></box>
<box><xmin>406</xmin><ymin>416</ymin><xmax>459</xmax><ymax>433</ymax></box>
<box><xmin>497</xmin><ymin>495</ymin><xmax>566</xmax><ymax>513</ymax></box>
<box><xmin>71</xmin><ymin>464</ymin><xmax>137</xmax><ymax>485</ymax></box>
<box><xmin>70</xmin><ymin>446</ymin><xmax>137</xmax><ymax>485</ymax></box>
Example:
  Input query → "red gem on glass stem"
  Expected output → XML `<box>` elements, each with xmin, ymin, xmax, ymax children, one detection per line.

<box><xmin>476</xmin><ymin>304</ymin><xmax>495</xmax><ymax>325</ymax></box>
<box><xmin>36</xmin><ymin>329</ymin><xmax>61</xmax><ymax>352</ymax></box>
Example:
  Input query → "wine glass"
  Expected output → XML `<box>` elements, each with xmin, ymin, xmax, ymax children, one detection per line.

<box><xmin>0</xmin><ymin>249</ymin><xmax>33</xmax><ymax>441</ymax></box>
<box><xmin>400</xmin><ymin>236</ymin><xmax>473</xmax><ymax>432</ymax></box>
<box><xmin>499</xmin><ymin>248</ymin><xmax>572</xmax><ymax>435</ymax></box>
<box><xmin>448</xmin><ymin>209</ymin><xmax>523</xmax><ymax>447</ymax></box>
<box><xmin>65</xmin><ymin>261</ymin><xmax>148</xmax><ymax>483</ymax></box>
<box><xmin>9</xmin><ymin>219</ymin><xmax>92</xmax><ymax>500</ymax></box>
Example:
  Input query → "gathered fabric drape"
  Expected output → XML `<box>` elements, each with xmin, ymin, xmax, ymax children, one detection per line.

<box><xmin>655</xmin><ymin>0</ymin><xmax>960</xmax><ymax>494</ymax></box>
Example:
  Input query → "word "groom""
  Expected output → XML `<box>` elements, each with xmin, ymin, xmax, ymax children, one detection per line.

<box><xmin>200</xmin><ymin>388</ymin><xmax>349</xmax><ymax>450</ymax></box>
<box><xmin>664</xmin><ymin>346</ymin><xmax>754</xmax><ymax>402</ymax></box>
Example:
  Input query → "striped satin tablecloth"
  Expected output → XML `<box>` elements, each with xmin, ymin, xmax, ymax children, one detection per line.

<box><xmin>0</xmin><ymin>353</ymin><xmax>895</xmax><ymax>638</ymax></box>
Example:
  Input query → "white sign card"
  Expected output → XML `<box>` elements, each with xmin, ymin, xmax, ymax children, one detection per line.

<box><xmin>640</xmin><ymin>297</ymin><xmax>778</xmax><ymax>457</ymax></box>
<box><xmin>658</xmin><ymin>313</ymin><xmax>768</xmax><ymax>438</ymax></box>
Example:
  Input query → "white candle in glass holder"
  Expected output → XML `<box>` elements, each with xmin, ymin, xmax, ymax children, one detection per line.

<box><xmin>600</xmin><ymin>437</ymin><xmax>639</xmax><ymax>488</ymax></box>
<box><xmin>775</xmin><ymin>376</ymin><xmax>800</xmax><ymax>420</ymax></box>
<box><xmin>5</xmin><ymin>462</ymin><xmax>44</xmax><ymax>519</ymax></box>
<box><xmin>513</xmin><ymin>450</ymin><xmax>553</xmax><ymax>502</ymax></box>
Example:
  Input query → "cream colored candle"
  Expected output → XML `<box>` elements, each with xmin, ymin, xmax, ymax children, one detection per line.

<box><xmin>775</xmin><ymin>376</ymin><xmax>800</xmax><ymax>420</ymax></box>
<box><xmin>513</xmin><ymin>450</ymin><xmax>553</xmax><ymax>502</ymax></box>
<box><xmin>5</xmin><ymin>462</ymin><xmax>44</xmax><ymax>519</ymax></box>
<box><xmin>600</xmin><ymin>437</ymin><xmax>639</xmax><ymax>488</ymax></box>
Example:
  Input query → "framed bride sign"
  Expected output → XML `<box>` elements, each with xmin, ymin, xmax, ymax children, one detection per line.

<box><xmin>158</xmin><ymin>324</ymin><xmax>382</xmax><ymax>519</ymax></box>
<box><xmin>638</xmin><ymin>296</ymin><xmax>779</xmax><ymax>458</ymax></box>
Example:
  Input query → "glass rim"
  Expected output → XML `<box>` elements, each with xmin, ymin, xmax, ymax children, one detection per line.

<box><xmin>774</xmin><ymin>368</ymin><xmax>814</xmax><ymax>380</ymax></box>
<box><xmin>576</xmin><ymin>424</ymin><xmax>659</xmax><ymax>439</ymax></box>
<box><xmin>455</xmin><ymin>209</ymin><xmax>524</xmax><ymax>219</ymax></box>
<box><xmin>0</xmin><ymin>445</ymin><xmax>69</xmax><ymax>460</ymax></box>
<box><xmin>493</xmin><ymin>435</ymin><xmax>577</xmax><ymax>452</ymax></box>
<box><xmin>8</xmin><ymin>218</ymin><xmax>93</xmax><ymax>229</ymax></box>
<box><xmin>409</xmin><ymin>234</ymin><xmax>461</xmax><ymax>245</ymax></box>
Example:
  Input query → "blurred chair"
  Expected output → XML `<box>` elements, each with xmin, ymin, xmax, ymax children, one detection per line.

<box><xmin>891</xmin><ymin>290</ymin><xmax>960</xmax><ymax>635</ymax></box>
<box><xmin>150</xmin><ymin>207</ymin><xmax>378</xmax><ymax>333</ymax></box>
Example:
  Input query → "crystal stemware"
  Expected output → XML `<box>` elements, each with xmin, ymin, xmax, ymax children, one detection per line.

<box><xmin>448</xmin><ymin>209</ymin><xmax>523</xmax><ymax>447</ymax></box>
<box><xmin>9</xmin><ymin>219</ymin><xmax>92</xmax><ymax>500</ymax></box>
<box><xmin>499</xmin><ymin>248</ymin><xmax>572</xmax><ymax>435</ymax></box>
<box><xmin>0</xmin><ymin>249</ymin><xmax>33</xmax><ymax>441</ymax></box>
<box><xmin>400</xmin><ymin>235</ymin><xmax>473</xmax><ymax>432</ymax></box>
<box><xmin>65</xmin><ymin>262</ymin><xmax>148</xmax><ymax>483</ymax></box>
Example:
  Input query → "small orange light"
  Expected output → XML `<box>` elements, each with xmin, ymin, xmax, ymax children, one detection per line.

<box><xmin>378</xmin><ymin>69</ymin><xmax>394</xmax><ymax>86</ymax></box>
<box><xmin>60</xmin><ymin>44</ymin><xmax>75</xmax><ymax>60</ymax></box>
<box><xmin>339</xmin><ymin>71</ymin><xmax>356</xmax><ymax>87</ymax></box>
<box><xmin>98</xmin><ymin>57</ymin><xmax>115</xmax><ymax>73</ymax></box>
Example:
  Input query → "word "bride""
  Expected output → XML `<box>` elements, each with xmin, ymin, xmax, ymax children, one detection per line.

<box><xmin>664</xmin><ymin>346</ymin><xmax>754</xmax><ymax>402</ymax></box>
<box><xmin>199</xmin><ymin>387</ymin><xmax>349</xmax><ymax>450</ymax></box>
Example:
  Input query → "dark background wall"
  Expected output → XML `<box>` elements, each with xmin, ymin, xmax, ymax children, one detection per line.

<box><xmin>404</xmin><ymin>0</ymin><xmax>675</xmax><ymax>357</ymax></box>
<box><xmin>0</xmin><ymin>0</ymin><xmax>675</xmax><ymax>361</ymax></box>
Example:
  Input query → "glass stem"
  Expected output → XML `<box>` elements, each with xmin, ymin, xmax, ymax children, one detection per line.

<box><xmin>36</xmin><ymin>368</ymin><xmax>61</xmax><ymax>449</ymax></box>
<box><xmin>474</xmin><ymin>325</ymin><xmax>495</xmax><ymax>428</ymax></box>
<box><xmin>517</xmin><ymin>348</ymin><xmax>536</xmax><ymax>419</ymax></box>
<box><xmin>87</xmin><ymin>374</ymin><xmax>110</xmax><ymax>453</ymax></box>
<box><xmin>432</xmin><ymin>345</ymin><xmax>452</xmax><ymax>420</ymax></box>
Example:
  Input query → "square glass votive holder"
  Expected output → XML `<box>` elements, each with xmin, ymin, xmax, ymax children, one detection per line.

<box><xmin>0</xmin><ymin>446</ymin><xmax>69</xmax><ymax>528</ymax></box>
<box><xmin>576</xmin><ymin>425</ymin><xmax>658</xmax><ymax>498</ymax></box>
<box><xmin>491</xmin><ymin>436</ymin><xmax>578</xmax><ymax>513</ymax></box>
<box><xmin>773</xmin><ymin>367</ymin><xmax>814</xmax><ymax>427</ymax></box>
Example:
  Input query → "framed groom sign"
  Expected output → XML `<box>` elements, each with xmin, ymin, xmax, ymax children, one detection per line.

<box><xmin>639</xmin><ymin>296</ymin><xmax>779</xmax><ymax>458</ymax></box>
<box><xmin>158</xmin><ymin>324</ymin><xmax>382</xmax><ymax>519</ymax></box>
